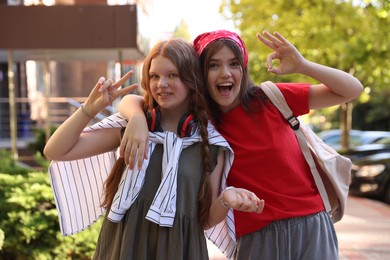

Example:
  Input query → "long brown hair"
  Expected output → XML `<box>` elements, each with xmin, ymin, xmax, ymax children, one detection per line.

<box><xmin>199</xmin><ymin>39</ymin><xmax>266</xmax><ymax>123</ymax></box>
<box><xmin>102</xmin><ymin>39</ymin><xmax>213</xmax><ymax>226</ymax></box>
<box><xmin>100</xmin><ymin>157</ymin><xmax>126</xmax><ymax>209</ymax></box>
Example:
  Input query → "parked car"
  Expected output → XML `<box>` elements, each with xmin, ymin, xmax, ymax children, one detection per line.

<box><xmin>346</xmin><ymin>137</ymin><xmax>390</xmax><ymax>204</ymax></box>
<box><xmin>318</xmin><ymin>129</ymin><xmax>363</xmax><ymax>150</ymax></box>
<box><xmin>318</xmin><ymin>129</ymin><xmax>390</xmax><ymax>151</ymax></box>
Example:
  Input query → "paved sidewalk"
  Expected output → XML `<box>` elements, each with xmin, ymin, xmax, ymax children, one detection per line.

<box><xmin>335</xmin><ymin>195</ymin><xmax>390</xmax><ymax>260</ymax></box>
<box><xmin>208</xmin><ymin>195</ymin><xmax>390</xmax><ymax>259</ymax></box>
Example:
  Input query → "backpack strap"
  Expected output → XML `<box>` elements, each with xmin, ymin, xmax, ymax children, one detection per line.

<box><xmin>259</xmin><ymin>81</ymin><xmax>332</xmax><ymax>213</ymax></box>
<box><xmin>260</xmin><ymin>81</ymin><xmax>300</xmax><ymax>130</ymax></box>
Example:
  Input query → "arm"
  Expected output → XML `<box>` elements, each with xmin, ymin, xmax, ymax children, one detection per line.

<box><xmin>117</xmin><ymin>94</ymin><xmax>149</xmax><ymax>169</ymax></box>
<box><xmin>257</xmin><ymin>30</ymin><xmax>363</xmax><ymax>109</ymax></box>
<box><xmin>43</xmin><ymin>71</ymin><xmax>138</xmax><ymax>161</ymax></box>
<box><xmin>204</xmin><ymin>151</ymin><xmax>265</xmax><ymax>230</ymax></box>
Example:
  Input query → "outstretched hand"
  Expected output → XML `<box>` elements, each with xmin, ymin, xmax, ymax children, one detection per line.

<box><xmin>223</xmin><ymin>187</ymin><xmax>265</xmax><ymax>214</ymax></box>
<box><xmin>83</xmin><ymin>70</ymin><xmax>138</xmax><ymax>115</ymax></box>
<box><xmin>257</xmin><ymin>30</ymin><xmax>306</xmax><ymax>75</ymax></box>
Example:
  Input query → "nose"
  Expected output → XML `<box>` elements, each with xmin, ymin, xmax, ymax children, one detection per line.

<box><xmin>158</xmin><ymin>77</ymin><xmax>169</xmax><ymax>88</ymax></box>
<box><xmin>220</xmin><ymin>65</ymin><xmax>232</xmax><ymax>78</ymax></box>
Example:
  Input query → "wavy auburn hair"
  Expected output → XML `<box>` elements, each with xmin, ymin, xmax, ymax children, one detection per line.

<box><xmin>102</xmin><ymin>39</ymin><xmax>213</xmax><ymax>227</ymax></box>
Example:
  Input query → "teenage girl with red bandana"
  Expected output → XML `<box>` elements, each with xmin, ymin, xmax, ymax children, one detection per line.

<box><xmin>116</xmin><ymin>30</ymin><xmax>363</xmax><ymax>259</ymax></box>
<box><xmin>44</xmin><ymin>39</ymin><xmax>263</xmax><ymax>260</ymax></box>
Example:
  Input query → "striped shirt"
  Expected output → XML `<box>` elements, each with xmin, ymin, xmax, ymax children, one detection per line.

<box><xmin>48</xmin><ymin>113</ymin><xmax>238</xmax><ymax>258</ymax></box>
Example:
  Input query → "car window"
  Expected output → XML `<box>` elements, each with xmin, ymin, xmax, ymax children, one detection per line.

<box><xmin>323</xmin><ymin>135</ymin><xmax>340</xmax><ymax>145</ymax></box>
<box><xmin>350</xmin><ymin>135</ymin><xmax>362</xmax><ymax>147</ymax></box>
<box><xmin>321</xmin><ymin>132</ymin><xmax>362</xmax><ymax>149</ymax></box>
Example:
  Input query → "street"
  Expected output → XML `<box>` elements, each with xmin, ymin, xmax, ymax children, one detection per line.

<box><xmin>208</xmin><ymin>195</ymin><xmax>390</xmax><ymax>259</ymax></box>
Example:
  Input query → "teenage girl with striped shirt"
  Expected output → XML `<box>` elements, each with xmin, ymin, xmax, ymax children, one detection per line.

<box><xmin>44</xmin><ymin>38</ymin><xmax>263</xmax><ymax>260</ymax></box>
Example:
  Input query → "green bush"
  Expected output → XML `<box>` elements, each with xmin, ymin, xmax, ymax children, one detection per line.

<box><xmin>0</xmin><ymin>149</ymin><xmax>30</xmax><ymax>175</ymax></box>
<box><xmin>28</xmin><ymin>126</ymin><xmax>57</xmax><ymax>156</ymax></box>
<box><xmin>0</xmin><ymin>170</ymin><xmax>102</xmax><ymax>259</ymax></box>
<box><xmin>32</xmin><ymin>151</ymin><xmax>50</xmax><ymax>171</ymax></box>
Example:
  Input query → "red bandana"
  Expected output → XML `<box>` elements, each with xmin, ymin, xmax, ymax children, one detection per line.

<box><xmin>192</xmin><ymin>30</ymin><xmax>248</xmax><ymax>67</ymax></box>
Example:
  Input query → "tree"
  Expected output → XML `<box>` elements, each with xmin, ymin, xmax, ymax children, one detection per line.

<box><xmin>173</xmin><ymin>19</ymin><xmax>192</xmax><ymax>41</ymax></box>
<box><xmin>221</xmin><ymin>0</ymin><xmax>390</xmax><ymax>148</ymax></box>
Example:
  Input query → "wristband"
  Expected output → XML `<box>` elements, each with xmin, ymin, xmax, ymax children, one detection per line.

<box><xmin>80</xmin><ymin>104</ymin><xmax>95</xmax><ymax>119</ymax></box>
<box><xmin>221</xmin><ymin>186</ymin><xmax>234</xmax><ymax>208</ymax></box>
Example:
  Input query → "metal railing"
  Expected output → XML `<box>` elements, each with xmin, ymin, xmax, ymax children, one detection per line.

<box><xmin>0</xmin><ymin>97</ymin><xmax>116</xmax><ymax>150</ymax></box>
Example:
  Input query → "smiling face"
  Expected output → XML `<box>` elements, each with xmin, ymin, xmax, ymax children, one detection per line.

<box><xmin>149</xmin><ymin>55</ymin><xmax>190</xmax><ymax>115</ymax></box>
<box><xmin>206</xmin><ymin>45</ymin><xmax>243</xmax><ymax>113</ymax></box>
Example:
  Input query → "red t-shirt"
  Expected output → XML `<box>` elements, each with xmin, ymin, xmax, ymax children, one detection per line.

<box><xmin>217</xmin><ymin>83</ymin><xmax>324</xmax><ymax>237</ymax></box>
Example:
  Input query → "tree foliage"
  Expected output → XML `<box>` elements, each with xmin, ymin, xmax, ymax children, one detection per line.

<box><xmin>220</xmin><ymin>0</ymin><xmax>390</xmax><ymax>130</ymax></box>
<box><xmin>173</xmin><ymin>19</ymin><xmax>192</xmax><ymax>41</ymax></box>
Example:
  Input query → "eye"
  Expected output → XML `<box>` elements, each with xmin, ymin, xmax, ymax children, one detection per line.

<box><xmin>209</xmin><ymin>62</ymin><xmax>219</xmax><ymax>69</ymax></box>
<box><xmin>168</xmin><ymin>73</ymin><xmax>179</xmax><ymax>79</ymax></box>
<box><xmin>150</xmin><ymin>74</ymin><xmax>159</xmax><ymax>80</ymax></box>
<box><xmin>230</xmin><ymin>60</ymin><xmax>240</xmax><ymax>67</ymax></box>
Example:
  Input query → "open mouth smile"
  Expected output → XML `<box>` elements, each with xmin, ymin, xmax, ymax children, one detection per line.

<box><xmin>158</xmin><ymin>92</ymin><xmax>172</xmax><ymax>96</ymax></box>
<box><xmin>217</xmin><ymin>83</ymin><xmax>233</xmax><ymax>95</ymax></box>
